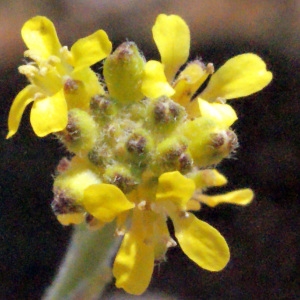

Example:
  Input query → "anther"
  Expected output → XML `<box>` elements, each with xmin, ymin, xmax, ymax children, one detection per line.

<box><xmin>138</xmin><ymin>200</ymin><xmax>150</xmax><ymax>211</ymax></box>
<box><xmin>166</xmin><ymin>238</ymin><xmax>177</xmax><ymax>248</ymax></box>
<box><xmin>178</xmin><ymin>211</ymin><xmax>189</xmax><ymax>218</ymax></box>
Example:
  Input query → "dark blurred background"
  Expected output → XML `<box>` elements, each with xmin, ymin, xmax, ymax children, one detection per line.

<box><xmin>0</xmin><ymin>1</ymin><xmax>299</xmax><ymax>299</ymax></box>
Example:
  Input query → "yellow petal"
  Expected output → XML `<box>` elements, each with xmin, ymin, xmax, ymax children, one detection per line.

<box><xmin>199</xmin><ymin>189</ymin><xmax>254</xmax><ymax>207</ymax></box>
<box><xmin>57</xmin><ymin>213</ymin><xmax>84</xmax><ymax>225</ymax></box>
<box><xmin>156</xmin><ymin>171</ymin><xmax>195</xmax><ymax>210</ymax></box>
<box><xmin>172</xmin><ymin>213</ymin><xmax>230</xmax><ymax>271</ymax></box>
<box><xmin>21</xmin><ymin>16</ymin><xmax>61</xmax><ymax>59</ymax></box>
<box><xmin>186</xmin><ymin>199</ymin><xmax>201</xmax><ymax>211</ymax></box>
<box><xmin>190</xmin><ymin>169</ymin><xmax>228</xmax><ymax>189</ymax></box>
<box><xmin>172</xmin><ymin>61</ymin><xmax>210</xmax><ymax>107</ymax></box>
<box><xmin>30</xmin><ymin>89</ymin><xmax>68</xmax><ymax>136</ymax></box>
<box><xmin>66</xmin><ymin>68</ymin><xmax>104</xmax><ymax>110</ymax></box>
<box><xmin>113</xmin><ymin>209</ymin><xmax>154</xmax><ymax>295</ymax></box>
<box><xmin>198</xmin><ymin>98</ymin><xmax>238</xmax><ymax>127</ymax></box>
<box><xmin>83</xmin><ymin>184</ymin><xmax>134</xmax><ymax>223</ymax></box>
<box><xmin>200</xmin><ymin>53</ymin><xmax>273</xmax><ymax>101</ymax></box>
<box><xmin>142</xmin><ymin>60</ymin><xmax>175</xmax><ymax>98</ymax></box>
<box><xmin>113</xmin><ymin>232</ymin><xmax>154</xmax><ymax>295</ymax></box>
<box><xmin>185</xmin><ymin>99</ymin><xmax>200</xmax><ymax>118</ymax></box>
<box><xmin>7</xmin><ymin>85</ymin><xmax>37</xmax><ymax>138</ymax></box>
<box><xmin>71</xmin><ymin>30</ymin><xmax>112</xmax><ymax>69</ymax></box>
<box><xmin>152</xmin><ymin>14</ymin><xmax>190</xmax><ymax>82</ymax></box>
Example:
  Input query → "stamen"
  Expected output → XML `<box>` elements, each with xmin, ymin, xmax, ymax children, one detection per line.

<box><xmin>206</xmin><ymin>62</ymin><xmax>215</xmax><ymax>74</ymax></box>
<box><xmin>166</xmin><ymin>238</ymin><xmax>177</xmax><ymax>248</ymax></box>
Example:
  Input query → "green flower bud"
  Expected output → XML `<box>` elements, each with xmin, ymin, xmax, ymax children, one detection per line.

<box><xmin>149</xmin><ymin>96</ymin><xmax>186</xmax><ymax>132</ymax></box>
<box><xmin>124</xmin><ymin>129</ymin><xmax>154</xmax><ymax>172</ymax></box>
<box><xmin>183</xmin><ymin>118</ymin><xmax>238</xmax><ymax>167</ymax></box>
<box><xmin>103</xmin><ymin>42</ymin><xmax>145</xmax><ymax>103</ymax></box>
<box><xmin>154</xmin><ymin>136</ymin><xmax>191</xmax><ymax>173</ymax></box>
<box><xmin>90</xmin><ymin>94</ymin><xmax>117</xmax><ymax>120</ymax></box>
<box><xmin>54</xmin><ymin>157</ymin><xmax>101</xmax><ymax>203</ymax></box>
<box><xmin>57</xmin><ymin>108</ymin><xmax>98</xmax><ymax>155</ymax></box>
<box><xmin>51</xmin><ymin>188</ymin><xmax>84</xmax><ymax>216</ymax></box>
<box><xmin>210</xmin><ymin>129</ymin><xmax>238</xmax><ymax>158</ymax></box>
<box><xmin>103</xmin><ymin>164</ymin><xmax>138</xmax><ymax>194</ymax></box>
<box><xmin>52</xmin><ymin>157</ymin><xmax>101</xmax><ymax>225</ymax></box>
<box><xmin>88</xmin><ymin>142</ymin><xmax>113</xmax><ymax>168</ymax></box>
<box><xmin>126</xmin><ymin>129</ymin><xmax>153</xmax><ymax>155</ymax></box>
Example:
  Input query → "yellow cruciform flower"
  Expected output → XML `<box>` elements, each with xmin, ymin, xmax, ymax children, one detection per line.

<box><xmin>52</xmin><ymin>158</ymin><xmax>253</xmax><ymax>296</ymax></box>
<box><xmin>142</xmin><ymin>14</ymin><xmax>272</xmax><ymax>119</ymax></box>
<box><xmin>7</xmin><ymin>16</ymin><xmax>112</xmax><ymax>138</ymax></box>
<box><xmin>78</xmin><ymin>171</ymin><xmax>252</xmax><ymax>295</ymax></box>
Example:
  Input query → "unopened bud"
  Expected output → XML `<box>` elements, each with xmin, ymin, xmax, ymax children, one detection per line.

<box><xmin>51</xmin><ymin>188</ymin><xmax>85</xmax><ymax>225</ymax></box>
<box><xmin>56</xmin><ymin>157</ymin><xmax>71</xmax><ymax>174</ymax></box>
<box><xmin>103</xmin><ymin>165</ymin><xmax>137</xmax><ymax>194</ymax></box>
<box><xmin>178</xmin><ymin>152</ymin><xmax>193</xmax><ymax>173</ymax></box>
<box><xmin>127</xmin><ymin>133</ymin><xmax>147</xmax><ymax>154</ymax></box>
<box><xmin>54</xmin><ymin>157</ymin><xmax>101</xmax><ymax>203</ymax></box>
<box><xmin>183</xmin><ymin>117</ymin><xmax>238</xmax><ymax>167</ymax></box>
<box><xmin>88</xmin><ymin>143</ymin><xmax>112</xmax><ymax>167</ymax></box>
<box><xmin>210</xmin><ymin>129</ymin><xmax>238</xmax><ymax>157</ymax></box>
<box><xmin>154</xmin><ymin>137</ymin><xmax>191</xmax><ymax>173</ymax></box>
<box><xmin>90</xmin><ymin>94</ymin><xmax>117</xmax><ymax>119</ymax></box>
<box><xmin>126</xmin><ymin>129</ymin><xmax>153</xmax><ymax>157</ymax></box>
<box><xmin>152</xmin><ymin>96</ymin><xmax>185</xmax><ymax>125</ymax></box>
<box><xmin>103</xmin><ymin>42</ymin><xmax>145</xmax><ymax>103</ymax></box>
<box><xmin>57</xmin><ymin>108</ymin><xmax>97</xmax><ymax>155</ymax></box>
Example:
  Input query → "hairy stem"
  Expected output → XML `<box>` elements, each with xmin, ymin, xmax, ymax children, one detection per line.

<box><xmin>43</xmin><ymin>222</ymin><xmax>119</xmax><ymax>300</ymax></box>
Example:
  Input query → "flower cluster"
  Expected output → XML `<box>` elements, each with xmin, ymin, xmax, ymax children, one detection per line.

<box><xmin>8</xmin><ymin>14</ymin><xmax>272</xmax><ymax>295</ymax></box>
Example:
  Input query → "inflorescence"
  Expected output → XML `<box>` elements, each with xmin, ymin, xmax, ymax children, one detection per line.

<box><xmin>7</xmin><ymin>14</ymin><xmax>272</xmax><ymax>295</ymax></box>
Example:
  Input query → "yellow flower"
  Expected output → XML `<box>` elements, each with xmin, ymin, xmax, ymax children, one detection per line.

<box><xmin>141</xmin><ymin>14</ymin><xmax>272</xmax><ymax>119</ymax></box>
<box><xmin>98</xmin><ymin>171</ymin><xmax>252</xmax><ymax>295</ymax></box>
<box><xmin>7</xmin><ymin>16</ymin><xmax>112</xmax><ymax>138</ymax></box>
<box><xmin>53</xmin><ymin>160</ymin><xmax>253</xmax><ymax>296</ymax></box>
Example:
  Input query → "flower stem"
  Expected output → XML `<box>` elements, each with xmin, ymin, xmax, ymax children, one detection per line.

<box><xmin>43</xmin><ymin>222</ymin><xmax>118</xmax><ymax>300</ymax></box>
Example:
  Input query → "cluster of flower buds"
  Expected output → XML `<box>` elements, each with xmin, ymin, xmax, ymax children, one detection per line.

<box><xmin>8</xmin><ymin>14</ymin><xmax>272</xmax><ymax>295</ymax></box>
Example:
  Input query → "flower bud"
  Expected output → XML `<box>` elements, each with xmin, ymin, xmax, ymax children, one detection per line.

<box><xmin>52</xmin><ymin>157</ymin><xmax>101</xmax><ymax>225</ymax></box>
<box><xmin>103</xmin><ymin>165</ymin><xmax>138</xmax><ymax>194</ymax></box>
<box><xmin>183</xmin><ymin>117</ymin><xmax>238</xmax><ymax>167</ymax></box>
<box><xmin>54</xmin><ymin>157</ymin><xmax>101</xmax><ymax>204</ymax></box>
<box><xmin>154</xmin><ymin>136</ymin><xmax>192</xmax><ymax>173</ymax></box>
<box><xmin>103</xmin><ymin>42</ymin><xmax>145</xmax><ymax>103</ymax></box>
<box><xmin>90</xmin><ymin>94</ymin><xmax>117</xmax><ymax>120</ymax></box>
<box><xmin>57</xmin><ymin>108</ymin><xmax>97</xmax><ymax>155</ymax></box>
<box><xmin>125</xmin><ymin>128</ymin><xmax>154</xmax><ymax>161</ymax></box>
<box><xmin>210</xmin><ymin>129</ymin><xmax>238</xmax><ymax>158</ymax></box>
<box><xmin>149</xmin><ymin>96</ymin><xmax>186</xmax><ymax>132</ymax></box>
<box><xmin>88</xmin><ymin>142</ymin><xmax>113</xmax><ymax>167</ymax></box>
<box><xmin>51</xmin><ymin>188</ymin><xmax>85</xmax><ymax>225</ymax></box>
